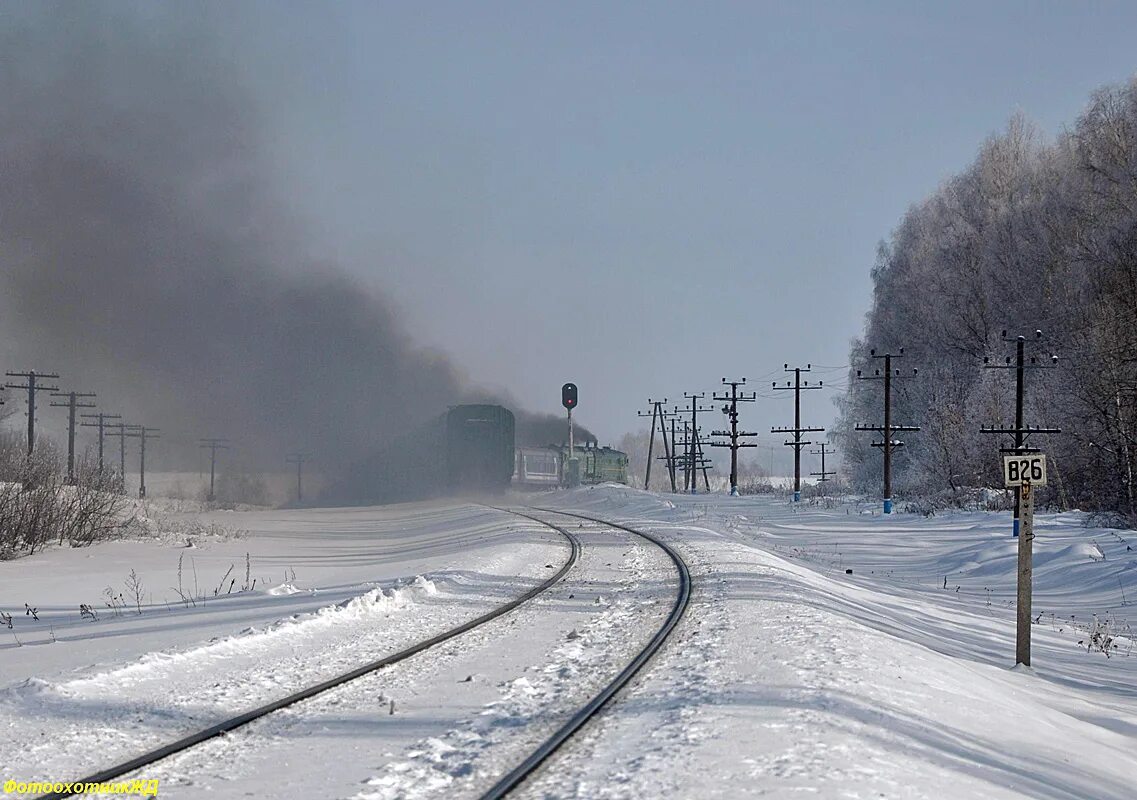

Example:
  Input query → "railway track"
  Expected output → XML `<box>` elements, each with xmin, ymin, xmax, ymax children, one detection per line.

<box><xmin>36</xmin><ymin>508</ymin><xmax>579</xmax><ymax>800</ymax></box>
<box><xmin>35</xmin><ymin>506</ymin><xmax>691</xmax><ymax>800</ymax></box>
<box><xmin>478</xmin><ymin>507</ymin><xmax>691</xmax><ymax>799</ymax></box>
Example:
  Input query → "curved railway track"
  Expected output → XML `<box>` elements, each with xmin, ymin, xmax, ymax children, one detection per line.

<box><xmin>37</xmin><ymin>509</ymin><xmax>580</xmax><ymax>800</ymax></box>
<box><xmin>479</xmin><ymin>507</ymin><xmax>692</xmax><ymax>800</ymax></box>
<box><xmin>35</xmin><ymin>505</ymin><xmax>691</xmax><ymax>800</ymax></box>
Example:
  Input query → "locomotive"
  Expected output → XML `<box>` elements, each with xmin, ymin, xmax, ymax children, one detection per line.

<box><xmin>513</xmin><ymin>443</ymin><xmax>629</xmax><ymax>489</ymax></box>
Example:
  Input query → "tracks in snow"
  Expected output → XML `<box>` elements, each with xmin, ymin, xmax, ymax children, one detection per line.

<box><xmin>32</xmin><ymin>507</ymin><xmax>691</xmax><ymax>799</ymax></box>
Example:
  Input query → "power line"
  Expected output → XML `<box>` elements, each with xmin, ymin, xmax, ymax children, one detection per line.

<box><xmin>710</xmin><ymin>378</ymin><xmax>758</xmax><ymax>496</ymax></box>
<box><xmin>855</xmin><ymin>348</ymin><xmax>920</xmax><ymax>514</ymax></box>
<box><xmin>637</xmin><ymin>398</ymin><xmax>676</xmax><ymax>492</ymax></box>
<box><xmin>286</xmin><ymin>452</ymin><xmax>311</xmax><ymax>503</ymax></box>
<box><xmin>80</xmin><ymin>412</ymin><xmax>123</xmax><ymax>474</ymax></box>
<box><xmin>124</xmin><ymin>425</ymin><xmax>160</xmax><ymax>499</ymax></box>
<box><xmin>4</xmin><ymin>370</ymin><xmax>60</xmax><ymax>456</ymax></box>
<box><xmin>810</xmin><ymin>442</ymin><xmax>837</xmax><ymax>483</ymax></box>
<box><xmin>771</xmin><ymin>364</ymin><xmax>824</xmax><ymax>502</ymax></box>
<box><xmin>199</xmin><ymin>438</ymin><xmax>231</xmax><ymax>502</ymax></box>
<box><xmin>49</xmin><ymin>390</ymin><xmax>96</xmax><ymax>484</ymax></box>
<box><xmin>980</xmin><ymin>330</ymin><xmax>1061</xmax><ymax>536</ymax></box>
<box><xmin>682</xmin><ymin>393</ymin><xmax>715</xmax><ymax>493</ymax></box>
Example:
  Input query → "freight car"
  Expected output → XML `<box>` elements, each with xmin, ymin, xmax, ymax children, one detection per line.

<box><xmin>512</xmin><ymin>443</ymin><xmax>629</xmax><ymax>489</ymax></box>
<box><xmin>322</xmin><ymin>404</ymin><xmax>515</xmax><ymax>505</ymax></box>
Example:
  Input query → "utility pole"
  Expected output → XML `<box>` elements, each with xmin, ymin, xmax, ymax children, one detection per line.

<box><xmin>199</xmin><ymin>438</ymin><xmax>231</xmax><ymax>502</ymax></box>
<box><xmin>665</xmin><ymin>406</ymin><xmax>682</xmax><ymax>492</ymax></box>
<box><xmin>125</xmin><ymin>426</ymin><xmax>159</xmax><ymax>499</ymax></box>
<box><xmin>107</xmin><ymin>422</ymin><xmax>130</xmax><ymax>493</ymax></box>
<box><xmin>980</xmin><ymin>330</ymin><xmax>1060</xmax><ymax>537</ymax></box>
<box><xmin>810</xmin><ymin>442</ymin><xmax>837</xmax><ymax>483</ymax></box>
<box><xmin>683</xmin><ymin>393</ymin><xmax>715</xmax><ymax>494</ymax></box>
<box><xmin>711</xmin><ymin>378</ymin><xmax>758</xmax><ymax>496</ymax></box>
<box><xmin>772</xmin><ymin>364</ymin><xmax>825</xmax><ymax>502</ymax></box>
<box><xmin>855</xmin><ymin>349</ymin><xmax>920</xmax><ymax>514</ymax></box>
<box><xmin>637</xmin><ymin>398</ymin><xmax>672</xmax><ymax>491</ymax></box>
<box><xmin>5</xmin><ymin>370</ymin><xmax>60</xmax><ymax>456</ymax></box>
<box><xmin>49</xmin><ymin>391</ymin><xmax>96</xmax><ymax>484</ymax></box>
<box><xmin>286</xmin><ymin>453</ymin><xmax>310</xmax><ymax>503</ymax></box>
<box><xmin>80</xmin><ymin>412</ymin><xmax>122</xmax><ymax>474</ymax></box>
<box><xmin>657</xmin><ymin>405</ymin><xmax>678</xmax><ymax>492</ymax></box>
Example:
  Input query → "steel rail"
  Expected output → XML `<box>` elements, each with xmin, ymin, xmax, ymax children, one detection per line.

<box><xmin>38</xmin><ymin>512</ymin><xmax>580</xmax><ymax>800</ymax></box>
<box><xmin>479</xmin><ymin>507</ymin><xmax>692</xmax><ymax>800</ymax></box>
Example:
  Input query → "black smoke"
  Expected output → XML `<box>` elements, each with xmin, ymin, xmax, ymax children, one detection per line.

<box><xmin>0</xmin><ymin>5</ymin><xmax>592</xmax><ymax>484</ymax></box>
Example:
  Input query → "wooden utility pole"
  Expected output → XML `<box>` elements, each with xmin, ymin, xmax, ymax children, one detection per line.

<box><xmin>772</xmin><ymin>365</ymin><xmax>824</xmax><ymax>502</ymax></box>
<box><xmin>199</xmin><ymin>438</ymin><xmax>231</xmax><ymax>501</ymax></box>
<box><xmin>855</xmin><ymin>350</ymin><xmax>920</xmax><ymax>514</ymax></box>
<box><xmin>711</xmin><ymin>378</ymin><xmax>758</xmax><ymax>496</ymax></box>
<box><xmin>637</xmin><ymin>398</ymin><xmax>669</xmax><ymax>491</ymax></box>
<box><xmin>80</xmin><ymin>412</ymin><xmax>122</xmax><ymax>474</ymax></box>
<box><xmin>682</xmin><ymin>393</ymin><xmax>714</xmax><ymax>494</ymax></box>
<box><xmin>286</xmin><ymin>453</ymin><xmax>310</xmax><ymax>503</ymax></box>
<box><xmin>50</xmin><ymin>391</ymin><xmax>96</xmax><ymax>484</ymax></box>
<box><xmin>1018</xmin><ymin>480</ymin><xmax>1035</xmax><ymax>665</ymax></box>
<box><xmin>5</xmin><ymin>370</ymin><xmax>60</xmax><ymax>456</ymax></box>
<box><xmin>980</xmin><ymin>331</ymin><xmax>1060</xmax><ymax>536</ymax></box>
<box><xmin>107</xmin><ymin>422</ymin><xmax>130</xmax><ymax>493</ymax></box>
<box><xmin>810</xmin><ymin>442</ymin><xmax>837</xmax><ymax>483</ymax></box>
<box><xmin>125</xmin><ymin>426</ymin><xmax>160</xmax><ymax>498</ymax></box>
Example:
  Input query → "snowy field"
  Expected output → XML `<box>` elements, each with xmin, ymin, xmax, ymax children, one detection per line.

<box><xmin>1</xmin><ymin>488</ymin><xmax>1134</xmax><ymax>798</ymax></box>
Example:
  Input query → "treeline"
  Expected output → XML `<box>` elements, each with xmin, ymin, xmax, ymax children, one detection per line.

<box><xmin>835</xmin><ymin>77</ymin><xmax>1137</xmax><ymax>519</ymax></box>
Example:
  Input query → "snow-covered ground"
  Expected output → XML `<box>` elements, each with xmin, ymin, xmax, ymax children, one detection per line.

<box><xmin>2</xmin><ymin>488</ymin><xmax>1134</xmax><ymax>798</ymax></box>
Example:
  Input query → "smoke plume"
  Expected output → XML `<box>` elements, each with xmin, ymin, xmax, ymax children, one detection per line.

<box><xmin>0</xmin><ymin>6</ymin><xmax>590</xmax><ymax>481</ymax></box>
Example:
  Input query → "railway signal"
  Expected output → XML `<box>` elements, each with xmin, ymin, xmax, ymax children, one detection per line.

<box><xmin>561</xmin><ymin>383</ymin><xmax>579</xmax><ymax>487</ymax></box>
<box><xmin>711</xmin><ymin>378</ymin><xmax>758</xmax><ymax>496</ymax></box>
<box><xmin>980</xmin><ymin>330</ymin><xmax>1060</xmax><ymax>537</ymax></box>
<box><xmin>855</xmin><ymin>349</ymin><xmax>920</xmax><ymax>514</ymax></box>
<box><xmin>772</xmin><ymin>364</ymin><xmax>824</xmax><ymax>502</ymax></box>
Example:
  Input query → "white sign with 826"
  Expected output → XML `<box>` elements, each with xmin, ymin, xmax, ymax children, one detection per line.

<box><xmin>1003</xmin><ymin>454</ymin><xmax>1047</xmax><ymax>487</ymax></box>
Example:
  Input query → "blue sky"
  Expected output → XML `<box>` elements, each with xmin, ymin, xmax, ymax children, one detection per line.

<box><xmin>218</xmin><ymin>1</ymin><xmax>1137</xmax><ymax>445</ymax></box>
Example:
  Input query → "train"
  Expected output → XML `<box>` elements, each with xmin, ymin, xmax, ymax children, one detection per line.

<box><xmin>513</xmin><ymin>443</ymin><xmax>630</xmax><ymax>489</ymax></box>
<box><xmin>321</xmin><ymin>403</ymin><xmax>627</xmax><ymax>506</ymax></box>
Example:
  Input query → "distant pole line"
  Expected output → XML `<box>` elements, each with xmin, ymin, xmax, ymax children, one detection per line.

<box><xmin>50</xmin><ymin>391</ymin><xmax>96</xmax><ymax>484</ymax></box>
<box><xmin>772</xmin><ymin>364</ymin><xmax>824</xmax><ymax>502</ymax></box>
<box><xmin>711</xmin><ymin>378</ymin><xmax>758</xmax><ymax>496</ymax></box>
<box><xmin>199</xmin><ymin>438</ymin><xmax>231</xmax><ymax>501</ymax></box>
<box><xmin>80</xmin><ymin>412</ymin><xmax>123</xmax><ymax>473</ymax></box>
<box><xmin>855</xmin><ymin>349</ymin><xmax>920</xmax><ymax>514</ymax></box>
<box><xmin>5</xmin><ymin>370</ymin><xmax>60</xmax><ymax>456</ymax></box>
